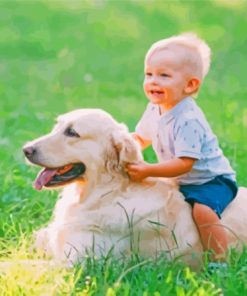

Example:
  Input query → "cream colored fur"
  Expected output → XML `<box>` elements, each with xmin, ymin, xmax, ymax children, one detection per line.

<box><xmin>24</xmin><ymin>109</ymin><xmax>247</xmax><ymax>266</ymax></box>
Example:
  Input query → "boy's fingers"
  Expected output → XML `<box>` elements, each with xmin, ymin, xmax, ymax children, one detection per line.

<box><xmin>125</xmin><ymin>164</ymin><xmax>133</xmax><ymax>174</ymax></box>
<box><xmin>126</xmin><ymin>163</ymin><xmax>135</xmax><ymax>170</ymax></box>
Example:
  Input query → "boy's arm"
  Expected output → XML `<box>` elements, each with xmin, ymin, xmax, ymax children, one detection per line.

<box><xmin>127</xmin><ymin>157</ymin><xmax>196</xmax><ymax>182</ymax></box>
<box><xmin>132</xmin><ymin>132</ymin><xmax>151</xmax><ymax>150</ymax></box>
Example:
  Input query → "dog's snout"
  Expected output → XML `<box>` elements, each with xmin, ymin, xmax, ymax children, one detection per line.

<box><xmin>23</xmin><ymin>145</ymin><xmax>37</xmax><ymax>159</ymax></box>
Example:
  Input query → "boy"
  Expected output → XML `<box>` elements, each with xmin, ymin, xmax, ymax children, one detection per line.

<box><xmin>127</xmin><ymin>33</ymin><xmax>238</xmax><ymax>265</ymax></box>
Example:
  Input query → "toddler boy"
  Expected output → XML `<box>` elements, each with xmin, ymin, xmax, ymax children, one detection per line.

<box><xmin>127</xmin><ymin>33</ymin><xmax>238</xmax><ymax>264</ymax></box>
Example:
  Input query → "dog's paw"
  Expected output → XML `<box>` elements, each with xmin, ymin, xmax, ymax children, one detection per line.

<box><xmin>33</xmin><ymin>228</ymin><xmax>52</xmax><ymax>256</ymax></box>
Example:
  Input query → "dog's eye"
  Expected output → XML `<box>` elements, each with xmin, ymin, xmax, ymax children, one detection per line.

<box><xmin>64</xmin><ymin>127</ymin><xmax>80</xmax><ymax>138</ymax></box>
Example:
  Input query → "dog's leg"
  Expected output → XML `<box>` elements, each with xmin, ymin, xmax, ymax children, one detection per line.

<box><xmin>34</xmin><ymin>227</ymin><xmax>53</xmax><ymax>257</ymax></box>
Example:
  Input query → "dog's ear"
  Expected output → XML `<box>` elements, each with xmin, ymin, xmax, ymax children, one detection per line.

<box><xmin>112</xmin><ymin>130</ymin><xmax>141</xmax><ymax>163</ymax></box>
<box><xmin>105</xmin><ymin>128</ymin><xmax>142</xmax><ymax>175</ymax></box>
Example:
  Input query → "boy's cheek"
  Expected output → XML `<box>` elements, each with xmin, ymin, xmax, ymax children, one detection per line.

<box><xmin>143</xmin><ymin>84</ymin><xmax>148</xmax><ymax>93</ymax></box>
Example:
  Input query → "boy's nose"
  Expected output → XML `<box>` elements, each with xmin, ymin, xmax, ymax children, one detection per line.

<box><xmin>149</xmin><ymin>78</ymin><xmax>158</xmax><ymax>85</ymax></box>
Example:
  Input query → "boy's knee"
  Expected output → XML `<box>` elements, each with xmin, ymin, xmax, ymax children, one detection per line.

<box><xmin>192</xmin><ymin>202</ymin><xmax>220</xmax><ymax>226</ymax></box>
<box><xmin>192</xmin><ymin>202</ymin><xmax>203</xmax><ymax>223</ymax></box>
<box><xmin>192</xmin><ymin>202</ymin><xmax>212</xmax><ymax>225</ymax></box>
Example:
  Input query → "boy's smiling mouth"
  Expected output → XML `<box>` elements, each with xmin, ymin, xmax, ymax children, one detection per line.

<box><xmin>150</xmin><ymin>90</ymin><xmax>164</xmax><ymax>95</ymax></box>
<box><xmin>149</xmin><ymin>90</ymin><xmax>165</xmax><ymax>99</ymax></box>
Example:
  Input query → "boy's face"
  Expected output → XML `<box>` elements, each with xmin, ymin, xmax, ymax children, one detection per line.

<box><xmin>143</xmin><ymin>47</ymin><xmax>195</xmax><ymax>111</ymax></box>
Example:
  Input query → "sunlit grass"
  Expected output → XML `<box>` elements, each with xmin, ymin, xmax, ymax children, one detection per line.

<box><xmin>1</xmin><ymin>239</ymin><xmax>247</xmax><ymax>295</ymax></box>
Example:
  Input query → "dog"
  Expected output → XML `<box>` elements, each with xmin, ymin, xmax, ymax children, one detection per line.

<box><xmin>23</xmin><ymin>109</ymin><xmax>247</xmax><ymax>266</ymax></box>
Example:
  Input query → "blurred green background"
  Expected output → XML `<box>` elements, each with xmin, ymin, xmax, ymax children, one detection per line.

<box><xmin>0</xmin><ymin>0</ymin><xmax>247</xmax><ymax>240</ymax></box>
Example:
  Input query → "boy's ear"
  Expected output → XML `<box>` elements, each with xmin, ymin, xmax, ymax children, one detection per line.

<box><xmin>184</xmin><ymin>78</ymin><xmax>201</xmax><ymax>94</ymax></box>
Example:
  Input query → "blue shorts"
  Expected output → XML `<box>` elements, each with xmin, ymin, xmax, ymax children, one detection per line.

<box><xmin>180</xmin><ymin>175</ymin><xmax>238</xmax><ymax>218</ymax></box>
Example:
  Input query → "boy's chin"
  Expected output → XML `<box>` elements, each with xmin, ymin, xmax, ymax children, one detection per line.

<box><xmin>149</xmin><ymin>98</ymin><xmax>165</xmax><ymax>105</ymax></box>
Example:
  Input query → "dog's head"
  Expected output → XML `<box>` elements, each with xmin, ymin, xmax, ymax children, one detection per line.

<box><xmin>23</xmin><ymin>109</ymin><xmax>143</xmax><ymax>190</ymax></box>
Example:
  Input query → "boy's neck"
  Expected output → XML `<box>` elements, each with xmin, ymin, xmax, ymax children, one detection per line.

<box><xmin>159</xmin><ymin>96</ymin><xmax>191</xmax><ymax>114</ymax></box>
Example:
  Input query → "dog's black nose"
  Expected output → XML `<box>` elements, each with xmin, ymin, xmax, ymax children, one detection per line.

<box><xmin>23</xmin><ymin>146</ymin><xmax>37</xmax><ymax>159</ymax></box>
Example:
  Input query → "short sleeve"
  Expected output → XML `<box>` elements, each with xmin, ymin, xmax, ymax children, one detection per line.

<box><xmin>174</xmin><ymin>119</ymin><xmax>204</xmax><ymax>159</ymax></box>
<box><xmin>135</xmin><ymin>103</ymin><xmax>157</xmax><ymax>141</ymax></box>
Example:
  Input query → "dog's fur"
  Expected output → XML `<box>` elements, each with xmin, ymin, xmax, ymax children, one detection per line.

<box><xmin>23</xmin><ymin>109</ymin><xmax>247</xmax><ymax>266</ymax></box>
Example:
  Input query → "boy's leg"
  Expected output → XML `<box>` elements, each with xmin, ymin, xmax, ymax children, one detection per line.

<box><xmin>192</xmin><ymin>202</ymin><xmax>228</xmax><ymax>261</ymax></box>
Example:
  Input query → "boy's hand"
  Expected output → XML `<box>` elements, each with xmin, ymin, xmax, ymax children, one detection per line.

<box><xmin>126</xmin><ymin>162</ymin><xmax>150</xmax><ymax>182</ymax></box>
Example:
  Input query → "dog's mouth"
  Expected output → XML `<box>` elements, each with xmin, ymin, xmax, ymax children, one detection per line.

<box><xmin>33</xmin><ymin>163</ymin><xmax>86</xmax><ymax>191</ymax></box>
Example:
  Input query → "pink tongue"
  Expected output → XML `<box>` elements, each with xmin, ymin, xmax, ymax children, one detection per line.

<box><xmin>33</xmin><ymin>168</ymin><xmax>58</xmax><ymax>190</ymax></box>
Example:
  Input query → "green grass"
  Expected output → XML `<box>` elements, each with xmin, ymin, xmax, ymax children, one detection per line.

<box><xmin>0</xmin><ymin>0</ymin><xmax>247</xmax><ymax>295</ymax></box>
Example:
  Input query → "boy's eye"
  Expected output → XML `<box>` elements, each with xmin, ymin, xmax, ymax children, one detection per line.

<box><xmin>145</xmin><ymin>72</ymin><xmax>152</xmax><ymax>77</ymax></box>
<box><xmin>160</xmin><ymin>73</ymin><xmax>169</xmax><ymax>77</ymax></box>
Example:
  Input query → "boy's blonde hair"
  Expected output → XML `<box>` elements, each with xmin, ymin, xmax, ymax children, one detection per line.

<box><xmin>145</xmin><ymin>32</ymin><xmax>211</xmax><ymax>82</ymax></box>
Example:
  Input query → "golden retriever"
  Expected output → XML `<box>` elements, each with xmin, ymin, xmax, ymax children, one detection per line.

<box><xmin>23</xmin><ymin>109</ymin><xmax>247</xmax><ymax>266</ymax></box>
